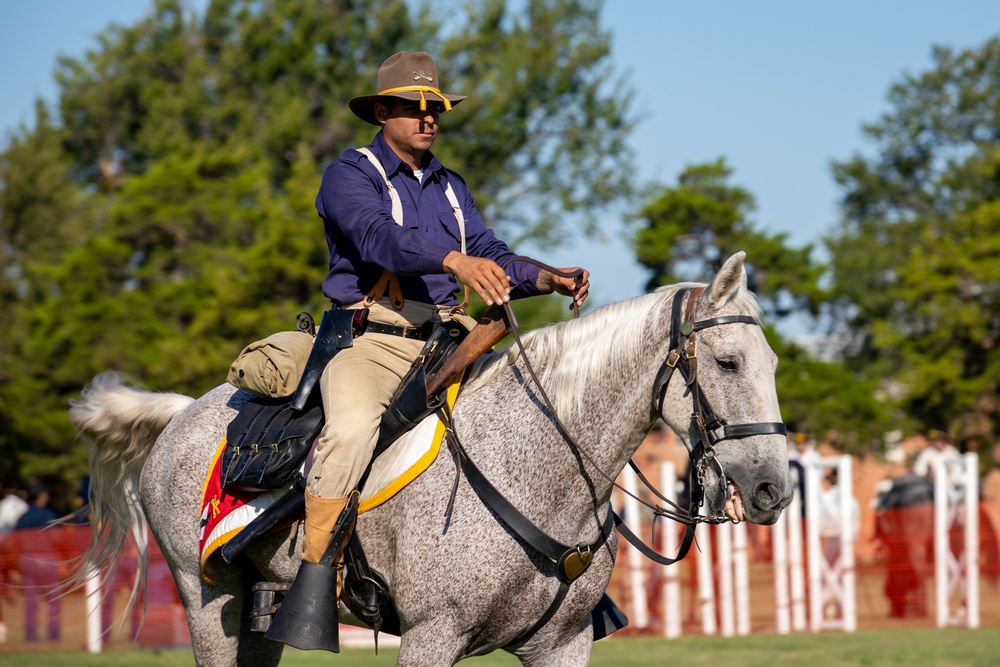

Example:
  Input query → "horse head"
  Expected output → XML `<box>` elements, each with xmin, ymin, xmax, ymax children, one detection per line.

<box><xmin>656</xmin><ymin>252</ymin><xmax>792</xmax><ymax>525</ymax></box>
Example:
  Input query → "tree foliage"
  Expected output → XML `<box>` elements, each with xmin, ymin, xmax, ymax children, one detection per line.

<box><xmin>0</xmin><ymin>0</ymin><xmax>632</xmax><ymax>494</ymax></box>
<box><xmin>828</xmin><ymin>37</ymin><xmax>1000</xmax><ymax>452</ymax></box>
<box><xmin>633</xmin><ymin>159</ymin><xmax>825</xmax><ymax>320</ymax></box>
<box><xmin>768</xmin><ymin>332</ymin><xmax>894</xmax><ymax>453</ymax></box>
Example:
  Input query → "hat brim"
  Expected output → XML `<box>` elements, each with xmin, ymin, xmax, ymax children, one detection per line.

<box><xmin>349</xmin><ymin>91</ymin><xmax>467</xmax><ymax>126</ymax></box>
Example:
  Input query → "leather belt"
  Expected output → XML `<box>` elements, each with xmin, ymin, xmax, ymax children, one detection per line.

<box><xmin>364</xmin><ymin>320</ymin><xmax>435</xmax><ymax>341</ymax></box>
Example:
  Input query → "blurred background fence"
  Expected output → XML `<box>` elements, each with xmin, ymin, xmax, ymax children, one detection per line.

<box><xmin>0</xmin><ymin>525</ymin><xmax>189</xmax><ymax>653</ymax></box>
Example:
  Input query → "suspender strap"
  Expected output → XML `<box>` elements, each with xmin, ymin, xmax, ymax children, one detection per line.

<box><xmin>354</xmin><ymin>146</ymin><xmax>466</xmax><ymax>251</ymax></box>
<box><xmin>441</xmin><ymin>181</ymin><xmax>465</xmax><ymax>255</ymax></box>
<box><xmin>356</xmin><ymin>147</ymin><xmax>403</xmax><ymax>225</ymax></box>
<box><xmin>354</xmin><ymin>147</ymin><xmax>468</xmax><ymax>309</ymax></box>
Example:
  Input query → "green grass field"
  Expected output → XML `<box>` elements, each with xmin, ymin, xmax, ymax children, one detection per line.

<box><xmin>3</xmin><ymin>628</ymin><xmax>998</xmax><ymax>666</ymax></box>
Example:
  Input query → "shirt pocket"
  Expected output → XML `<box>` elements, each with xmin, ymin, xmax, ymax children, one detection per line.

<box><xmin>435</xmin><ymin>211</ymin><xmax>464</xmax><ymax>248</ymax></box>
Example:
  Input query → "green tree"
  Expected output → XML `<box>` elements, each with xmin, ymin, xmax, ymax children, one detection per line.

<box><xmin>828</xmin><ymin>37</ymin><xmax>1000</xmax><ymax>452</ymax></box>
<box><xmin>633</xmin><ymin>159</ymin><xmax>825</xmax><ymax>321</ymax></box>
<box><xmin>768</xmin><ymin>332</ymin><xmax>893</xmax><ymax>452</ymax></box>
<box><xmin>0</xmin><ymin>0</ymin><xmax>633</xmax><ymax>494</ymax></box>
<box><xmin>0</xmin><ymin>103</ymin><xmax>93</xmax><ymax>486</ymax></box>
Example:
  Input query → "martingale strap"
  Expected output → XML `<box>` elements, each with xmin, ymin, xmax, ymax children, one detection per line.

<box><xmin>615</xmin><ymin>459</ymin><xmax>701</xmax><ymax>566</ymax></box>
<box><xmin>452</xmin><ymin>437</ymin><xmax>615</xmax><ymax>584</ymax></box>
<box><xmin>438</xmin><ymin>398</ymin><xmax>614</xmax><ymax>649</ymax></box>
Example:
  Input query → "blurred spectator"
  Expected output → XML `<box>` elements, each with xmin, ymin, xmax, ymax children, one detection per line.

<box><xmin>0</xmin><ymin>484</ymin><xmax>29</xmax><ymax>644</ymax></box>
<box><xmin>913</xmin><ymin>429</ymin><xmax>963</xmax><ymax>489</ymax></box>
<box><xmin>873</xmin><ymin>472</ymin><xmax>934</xmax><ymax>618</ymax></box>
<box><xmin>816</xmin><ymin>467</ymin><xmax>859</xmax><ymax>619</ymax></box>
<box><xmin>101</xmin><ymin>541</ymin><xmax>140</xmax><ymax>639</ymax></box>
<box><xmin>817</xmin><ymin>468</ymin><xmax>859</xmax><ymax>566</ymax></box>
<box><xmin>14</xmin><ymin>483</ymin><xmax>61</xmax><ymax>643</ymax></box>
<box><xmin>787</xmin><ymin>432</ymin><xmax>821</xmax><ymax>465</ymax></box>
<box><xmin>787</xmin><ymin>433</ymin><xmax>818</xmax><ymax>517</ymax></box>
<box><xmin>0</xmin><ymin>485</ymin><xmax>29</xmax><ymax>533</ymax></box>
<box><xmin>71</xmin><ymin>475</ymin><xmax>92</xmax><ymax>524</ymax></box>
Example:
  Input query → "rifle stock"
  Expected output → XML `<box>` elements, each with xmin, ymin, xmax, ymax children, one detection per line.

<box><xmin>426</xmin><ymin>305</ymin><xmax>509</xmax><ymax>397</ymax></box>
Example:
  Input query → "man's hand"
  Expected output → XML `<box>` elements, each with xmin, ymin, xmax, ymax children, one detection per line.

<box><xmin>443</xmin><ymin>252</ymin><xmax>511</xmax><ymax>306</ymax></box>
<box><xmin>537</xmin><ymin>267</ymin><xmax>590</xmax><ymax>310</ymax></box>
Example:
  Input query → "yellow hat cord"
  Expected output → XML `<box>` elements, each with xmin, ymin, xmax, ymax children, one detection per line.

<box><xmin>378</xmin><ymin>85</ymin><xmax>453</xmax><ymax>112</ymax></box>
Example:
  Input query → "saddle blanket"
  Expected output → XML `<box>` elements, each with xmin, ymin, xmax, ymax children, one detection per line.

<box><xmin>198</xmin><ymin>379</ymin><xmax>462</xmax><ymax>580</ymax></box>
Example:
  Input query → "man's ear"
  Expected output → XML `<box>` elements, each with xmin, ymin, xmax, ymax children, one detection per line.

<box><xmin>374</xmin><ymin>101</ymin><xmax>389</xmax><ymax>124</ymax></box>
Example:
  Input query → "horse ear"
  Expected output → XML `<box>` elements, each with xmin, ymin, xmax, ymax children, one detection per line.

<box><xmin>708</xmin><ymin>251</ymin><xmax>747</xmax><ymax>306</ymax></box>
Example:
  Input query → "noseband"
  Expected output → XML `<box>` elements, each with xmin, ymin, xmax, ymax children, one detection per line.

<box><xmin>651</xmin><ymin>286</ymin><xmax>786</xmax><ymax>520</ymax></box>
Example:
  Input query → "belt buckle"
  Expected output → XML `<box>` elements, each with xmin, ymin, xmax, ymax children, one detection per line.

<box><xmin>401</xmin><ymin>323</ymin><xmax>416</xmax><ymax>339</ymax></box>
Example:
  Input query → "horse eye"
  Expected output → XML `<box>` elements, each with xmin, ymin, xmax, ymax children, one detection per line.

<box><xmin>717</xmin><ymin>357</ymin><xmax>739</xmax><ymax>373</ymax></box>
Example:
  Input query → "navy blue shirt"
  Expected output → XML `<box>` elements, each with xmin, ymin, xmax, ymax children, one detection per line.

<box><xmin>14</xmin><ymin>505</ymin><xmax>57</xmax><ymax>530</ymax></box>
<box><xmin>316</xmin><ymin>132</ymin><xmax>542</xmax><ymax>306</ymax></box>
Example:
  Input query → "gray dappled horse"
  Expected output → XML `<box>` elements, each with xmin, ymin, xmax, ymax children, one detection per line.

<box><xmin>68</xmin><ymin>252</ymin><xmax>791</xmax><ymax>666</ymax></box>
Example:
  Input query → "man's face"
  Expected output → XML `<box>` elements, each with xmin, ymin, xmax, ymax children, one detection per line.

<box><xmin>376</xmin><ymin>99</ymin><xmax>443</xmax><ymax>159</ymax></box>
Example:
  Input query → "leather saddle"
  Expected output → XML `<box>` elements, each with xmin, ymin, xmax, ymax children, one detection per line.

<box><xmin>220</xmin><ymin>321</ymin><xmax>469</xmax><ymax>637</ymax></box>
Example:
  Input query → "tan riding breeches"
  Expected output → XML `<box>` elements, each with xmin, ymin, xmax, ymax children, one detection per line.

<box><xmin>307</xmin><ymin>298</ymin><xmax>475</xmax><ymax>499</ymax></box>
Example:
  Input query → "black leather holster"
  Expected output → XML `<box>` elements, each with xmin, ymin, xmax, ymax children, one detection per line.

<box><xmin>372</xmin><ymin>320</ymin><xmax>469</xmax><ymax>458</ymax></box>
<box><xmin>290</xmin><ymin>308</ymin><xmax>368</xmax><ymax>411</ymax></box>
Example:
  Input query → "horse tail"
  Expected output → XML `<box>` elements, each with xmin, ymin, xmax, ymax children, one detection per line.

<box><xmin>66</xmin><ymin>372</ymin><xmax>195</xmax><ymax>633</ymax></box>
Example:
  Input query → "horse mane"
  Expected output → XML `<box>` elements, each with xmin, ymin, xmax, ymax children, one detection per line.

<box><xmin>462</xmin><ymin>282</ymin><xmax>758</xmax><ymax>420</ymax></box>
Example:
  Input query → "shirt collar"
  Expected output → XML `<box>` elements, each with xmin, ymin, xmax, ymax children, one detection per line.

<box><xmin>372</xmin><ymin>132</ymin><xmax>445</xmax><ymax>182</ymax></box>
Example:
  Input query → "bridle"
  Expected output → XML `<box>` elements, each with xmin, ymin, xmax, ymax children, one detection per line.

<box><xmin>650</xmin><ymin>286</ymin><xmax>787</xmax><ymax>525</ymax></box>
<box><xmin>455</xmin><ymin>274</ymin><xmax>786</xmax><ymax>557</ymax></box>
<box><xmin>502</xmin><ymin>282</ymin><xmax>786</xmax><ymax>565</ymax></box>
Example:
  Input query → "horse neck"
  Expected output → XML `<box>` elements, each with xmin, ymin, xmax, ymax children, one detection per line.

<box><xmin>532</xmin><ymin>293</ymin><xmax>675</xmax><ymax>474</ymax></box>
<box><xmin>458</xmin><ymin>295</ymin><xmax>672</xmax><ymax>537</ymax></box>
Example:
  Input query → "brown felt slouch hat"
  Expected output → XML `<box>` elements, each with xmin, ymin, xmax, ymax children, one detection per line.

<box><xmin>349</xmin><ymin>51</ymin><xmax>467</xmax><ymax>126</ymax></box>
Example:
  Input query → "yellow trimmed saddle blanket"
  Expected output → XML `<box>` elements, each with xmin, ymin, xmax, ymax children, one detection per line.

<box><xmin>198</xmin><ymin>379</ymin><xmax>462</xmax><ymax>579</ymax></box>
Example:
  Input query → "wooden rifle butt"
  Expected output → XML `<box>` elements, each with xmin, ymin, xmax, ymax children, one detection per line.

<box><xmin>426</xmin><ymin>304</ymin><xmax>509</xmax><ymax>398</ymax></box>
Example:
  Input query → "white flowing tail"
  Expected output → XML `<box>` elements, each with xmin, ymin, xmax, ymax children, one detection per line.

<box><xmin>66</xmin><ymin>372</ymin><xmax>194</xmax><ymax>631</ymax></box>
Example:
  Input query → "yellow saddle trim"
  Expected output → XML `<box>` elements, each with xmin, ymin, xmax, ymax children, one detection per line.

<box><xmin>358</xmin><ymin>374</ymin><xmax>462</xmax><ymax>514</ymax></box>
<box><xmin>199</xmin><ymin>373</ymin><xmax>464</xmax><ymax>580</ymax></box>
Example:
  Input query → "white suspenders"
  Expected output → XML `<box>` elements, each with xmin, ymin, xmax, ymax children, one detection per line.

<box><xmin>355</xmin><ymin>147</ymin><xmax>466</xmax><ymax>254</ymax></box>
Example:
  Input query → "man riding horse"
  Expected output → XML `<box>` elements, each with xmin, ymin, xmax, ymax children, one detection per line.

<box><xmin>268</xmin><ymin>50</ymin><xmax>589</xmax><ymax>648</ymax></box>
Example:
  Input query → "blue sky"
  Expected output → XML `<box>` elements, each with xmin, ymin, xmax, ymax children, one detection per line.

<box><xmin>2</xmin><ymin>1</ymin><xmax>999</xmax><ymax>309</ymax></box>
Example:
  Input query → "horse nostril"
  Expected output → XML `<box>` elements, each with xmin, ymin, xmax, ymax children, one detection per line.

<box><xmin>753</xmin><ymin>481</ymin><xmax>781</xmax><ymax>510</ymax></box>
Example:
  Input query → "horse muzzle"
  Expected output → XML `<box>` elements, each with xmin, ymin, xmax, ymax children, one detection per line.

<box><xmin>708</xmin><ymin>463</ymin><xmax>792</xmax><ymax>526</ymax></box>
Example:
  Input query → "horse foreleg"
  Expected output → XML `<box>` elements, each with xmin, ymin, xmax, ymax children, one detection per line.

<box><xmin>513</xmin><ymin>625</ymin><xmax>593</xmax><ymax>667</ymax></box>
<box><xmin>395</xmin><ymin>619</ymin><xmax>469</xmax><ymax>667</ymax></box>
